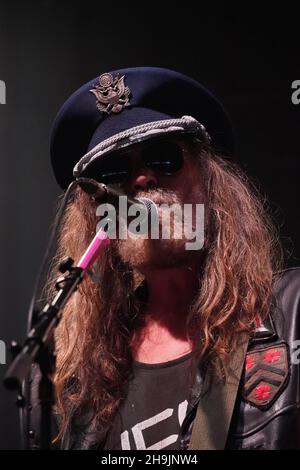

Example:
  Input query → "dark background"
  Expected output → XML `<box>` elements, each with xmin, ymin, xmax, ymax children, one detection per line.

<box><xmin>0</xmin><ymin>1</ymin><xmax>299</xmax><ymax>449</ymax></box>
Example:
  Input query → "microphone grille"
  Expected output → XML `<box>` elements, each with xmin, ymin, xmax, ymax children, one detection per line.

<box><xmin>137</xmin><ymin>197</ymin><xmax>159</xmax><ymax>220</ymax></box>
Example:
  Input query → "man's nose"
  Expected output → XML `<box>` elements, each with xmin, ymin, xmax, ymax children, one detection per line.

<box><xmin>131</xmin><ymin>166</ymin><xmax>158</xmax><ymax>192</ymax></box>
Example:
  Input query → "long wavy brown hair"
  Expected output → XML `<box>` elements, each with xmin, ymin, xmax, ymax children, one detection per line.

<box><xmin>50</xmin><ymin>143</ymin><xmax>284</xmax><ymax>440</ymax></box>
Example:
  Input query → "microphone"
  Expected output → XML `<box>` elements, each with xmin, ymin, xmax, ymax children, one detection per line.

<box><xmin>76</xmin><ymin>177</ymin><xmax>159</xmax><ymax>229</ymax></box>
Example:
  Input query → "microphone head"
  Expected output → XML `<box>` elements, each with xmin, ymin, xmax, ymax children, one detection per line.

<box><xmin>137</xmin><ymin>197</ymin><xmax>159</xmax><ymax>218</ymax></box>
<box><xmin>134</xmin><ymin>197</ymin><xmax>159</xmax><ymax>232</ymax></box>
<box><xmin>77</xmin><ymin>181</ymin><xmax>159</xmax><ymax>236</ymax></box>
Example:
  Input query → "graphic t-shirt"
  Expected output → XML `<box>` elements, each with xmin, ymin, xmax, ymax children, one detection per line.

<box><xmin>104</xmin><ymin>352</ymin><xmax>195</xmax><ymax>450</ymax></box>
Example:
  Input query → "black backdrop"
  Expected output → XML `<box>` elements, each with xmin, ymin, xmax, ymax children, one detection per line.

<box><xmin>0</xmin><ymin>1</ymin><xmax>299</xmax><ymax>449</ymax></box>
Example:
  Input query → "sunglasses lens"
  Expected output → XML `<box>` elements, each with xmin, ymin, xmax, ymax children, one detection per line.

<box><xmin>143</xmin><ymin>141</ymin><xmax>184</xmax><ymax>174</ymax></box>
<box><xmin>82</xmin><ymin>155</ymin><xmax>129</xmax><ymax>185</ymax></box>
<box><xmin>81</xmin><ymin>139</ymin><xmax>185</xmax><ymax>185</ymax></box>
<box><xmin>100</xmin><ymin>169</ymin><xmax>128</xmax><ymax>185</ymax></box>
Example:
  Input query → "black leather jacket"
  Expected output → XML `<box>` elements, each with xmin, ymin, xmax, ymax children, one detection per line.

<box><xmin>182</xmin><ymin>268</ymin><xmax>300</xmax><ymax>450</ymax></box>
<box><xmin>26</xmin><ymin>268</ymin><xmax>300</xmax><ymax>450</ymax></box>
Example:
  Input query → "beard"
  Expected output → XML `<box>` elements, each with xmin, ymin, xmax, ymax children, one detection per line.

<box><xmin>115</xmin><ymin>188</ymin><xmax>202</xmax><ymax>272</ymax></box>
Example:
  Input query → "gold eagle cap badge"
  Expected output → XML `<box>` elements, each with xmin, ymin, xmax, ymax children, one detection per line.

<box><xmin>90</xmin><ymin>73</ymin><xmax>131</xmax><ymax>115</ymax></box>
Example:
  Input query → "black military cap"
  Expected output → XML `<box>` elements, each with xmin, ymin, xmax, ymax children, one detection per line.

<box><xmin>50</xmin><ymin>67</ymin><xmax>234</xmax><ymax>189</ymax></box>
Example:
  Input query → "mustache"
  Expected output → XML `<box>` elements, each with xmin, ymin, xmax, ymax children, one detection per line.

<box><xmin>135</xmin><ymin>188</ymin><xmax>181</xmax><ymax>206</ymax></box>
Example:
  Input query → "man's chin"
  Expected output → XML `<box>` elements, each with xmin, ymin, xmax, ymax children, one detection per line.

<box><xmin>116</xmin><ymin>238</ymin><xmax>197</xmax><ymax>272</ymax></box>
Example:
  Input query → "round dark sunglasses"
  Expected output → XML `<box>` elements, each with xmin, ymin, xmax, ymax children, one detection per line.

<box><xmin>81</xmin><ymin>138</ymin><xmax>186</xmax><ymax>186</ymax></box>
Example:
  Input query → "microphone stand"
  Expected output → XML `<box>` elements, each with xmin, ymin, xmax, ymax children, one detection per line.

<box><xmin>3</xmin><ymin>229</ymin><xmax>109</xmax><ymax>449</ymax></box>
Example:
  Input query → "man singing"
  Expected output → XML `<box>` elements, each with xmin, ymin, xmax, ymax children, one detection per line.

<box><xmin>29</xmin><ymin>67</ymin><xmax>300</xmax><ymax>450</ymax></box>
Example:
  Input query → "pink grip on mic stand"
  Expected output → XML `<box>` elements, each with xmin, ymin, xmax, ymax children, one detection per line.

<box><xmin>77</xmin><ymin>229</ymin><xmax>110</xmax><ymax>272</ymax></box>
